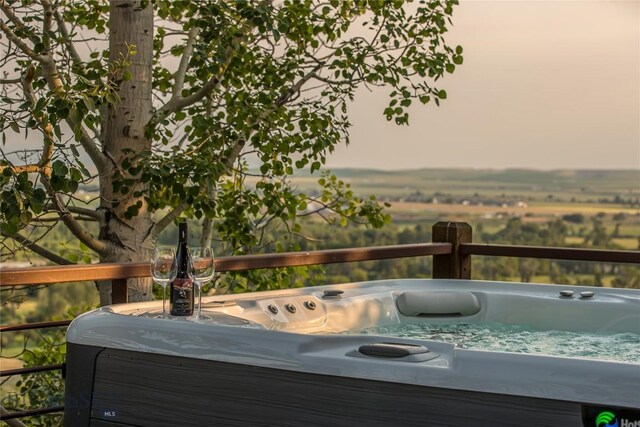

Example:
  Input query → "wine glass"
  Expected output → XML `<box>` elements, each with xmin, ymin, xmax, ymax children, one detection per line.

<box><xmin>151</xmin><ymin>247</ymin><xmax>177</xmax><ymax>319</ymax></box>
<box><xmin>187</xmin><ymin>247</ymin><xmax>215</xmax><ymax>321</ymax></box>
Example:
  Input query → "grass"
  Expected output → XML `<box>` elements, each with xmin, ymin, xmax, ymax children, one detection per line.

<box><xmin>611</xmin><ymin>238</ymin><xmax>639</xmax><ymax>250</ymax></box>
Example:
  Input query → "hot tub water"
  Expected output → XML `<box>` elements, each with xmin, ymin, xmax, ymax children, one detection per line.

<box><xmin>353</xmin><ymin>322</ymin><xmax>640</xmax><ymax>364</ymax></box>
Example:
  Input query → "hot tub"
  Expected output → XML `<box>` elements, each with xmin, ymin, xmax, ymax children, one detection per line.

<box><xmin>64</xmin><ymin>279</ymin><xmax>640</xmax><ymax>426</ymax></box>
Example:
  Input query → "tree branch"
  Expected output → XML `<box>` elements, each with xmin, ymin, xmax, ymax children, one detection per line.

<box><xmin>310</xmin><ymin>73</ymin><xmax>355</xmax><ymax>86</ymax></box>
<box><xmin>36</xmin><ymin>55</ymin><xmax>107</xmax><ymax>173</ymax></box>
<box><xmin>0</xmin><ymin>163</ymin><xmax>41</xmax><ymax>174</ymax></box>
<box><xmin>0</xmin><ymin>0</ymin><xmax>23</xmax><ymax>28</ymax></box>
<box><xmin>0</xmin><ymin>16</ymin><xmax>38</xmax><ymax>59</ymax></box>
<box><xmin>45</xmin><ymin>204</ymin><xmax>101</xmax><ymax>220</ymax></box>
<box><xmin>67</xmin><ymin>117</ymin><xmax>107</xmax><ymax>173</ymax></box>
<box><xmin>225</xmin><ymin>139</ymin><xmax>245</xmax><ymax>170</ymax></box>
<box><xmin>66</xmin><ymin>205</ymin><xmax>101</xmax><ymax>219</ymax></box>
<box><xmin>172</xmin><ymin>26</ymin><xmax>198</xmax><ymax>99</ymax></box>
<box><xmin>41</xmin><ymin>0</ymin><xmax>53</xmax><ymax>50</ymax></box>
<box><xmin>0</xmin><ymin>77</ymin><xmax>21</xmax><ymax>84</ymax></box>
<box><xmin>43</xmin><ymin>9</ymin><xmax>102</xmax><ymax>170</ymax></box>
<box><xmin>1</xmin><ymin>230</ymin><xmax>74</xmax><ymax>265</ymax></box>
<box><xmin>54</xmin><ymin>10</ymin><xmax>83</xmax><ymax>66</ymax></box>
<box><xmin>41</xmin><ymin>179</ymin><xmax>110</xmax><ymax>255</ymax></box>
<box><xmin>153</xmin><ymin>201</ymin><xmax>190</xmax><ymax>236</ymax></box>
<box><xmin>156</xmin><ymin>41</ymin><xmax>236</xmax><ymax>117</ymax></box>
<box><xmin>37</xmin><ymin>215</ymin><xmax>97</xmax><ymax>222</ymax></box>
<box><xmin>275</xmin><ymin>63</ymin><xmax>324</xmax><ymax>108</ymax></box>
<box><xmin>200</xmin><ymin>180</ymin><xmax>216</xmax><ymax>248</ymax></box>
<box><xmin>159</xmin><ymin>71</ymin><xmax>222</xmax><ymax>115</ymax></box>
<box><xmin>22</xmin><ymin>63</ymin><xmax>53</xmax><ymax>177</ymax></box>
<box><xmin>0</xmin><ymin>0</ymin><xmax>39</xmax><ymax>45</ymax></box>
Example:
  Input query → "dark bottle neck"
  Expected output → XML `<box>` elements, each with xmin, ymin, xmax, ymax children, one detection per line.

<box><xmin>176</xmin><ymin>222</ymin><xmax>190</xmax><ymax>273</ymax></box>
<box><xmin>178</xmin><ymin>222</ymin><xmax>188</xmax><ymax>243</ymax></box>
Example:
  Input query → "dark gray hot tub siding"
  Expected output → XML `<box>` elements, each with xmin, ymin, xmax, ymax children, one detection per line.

<box><xmin>64</xmin><ymin>344</ymin><xmax>589</xmax><ymax>427</ymax></box>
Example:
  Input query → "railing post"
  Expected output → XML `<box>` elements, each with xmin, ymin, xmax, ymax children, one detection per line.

<box><xmin>111</xmin><ymin>278</ymin><xmax>128</xmax><ymax>304</ymax></box>
<box><xmin>432</xmin><ymin>221</ymin><xmax>472</xmax><ymax>279</ymax></box>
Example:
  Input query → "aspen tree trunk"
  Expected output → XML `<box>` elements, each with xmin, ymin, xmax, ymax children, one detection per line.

<box><xmin>98</xmin><ymin>0</ymin><xmax>155</xmax><ymax>305</ymax></box>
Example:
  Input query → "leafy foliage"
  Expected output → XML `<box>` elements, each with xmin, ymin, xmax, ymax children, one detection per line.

<box><xmin>0</xmin><ymin>0</ymin><xmax>461</xmax><ymax>297</ymax></box>
<box><xmin>14</xmin><ymin>332</ymin><xmax>65</xmax><ymax>427</ymax></box>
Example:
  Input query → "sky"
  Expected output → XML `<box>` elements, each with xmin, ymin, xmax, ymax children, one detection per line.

<box><xmin>327</xmin><ymin>0</ymin><xmax>640</xmax><ymax>170</ymax></box>
<box><xmin>3</xmin><ymin>1</ymin><xmax>638</xmax><ymax>172</ymax></box>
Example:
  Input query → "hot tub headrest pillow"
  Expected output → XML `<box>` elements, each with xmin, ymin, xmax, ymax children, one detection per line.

<box><xmin>396</xmin><ymin>291</ymin><xmax>481</xmax><ymax>317</ymax></box>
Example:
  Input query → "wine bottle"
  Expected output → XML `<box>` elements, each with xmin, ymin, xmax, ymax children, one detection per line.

<box><xmin>169</xmin><ymin>222</ymin><xmax>194</xmax><ymax>316</ymax></box>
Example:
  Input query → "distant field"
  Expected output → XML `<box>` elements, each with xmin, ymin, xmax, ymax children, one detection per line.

<box><xmin>291</xmin><ymin>168</ymin><xmax>640</xmax><ymax>202</ymax></box>
<box><xmin>387</xmin><ymin>201</ymin><xmax>639</xmax><ymax>217</ymax></box>
<box><xmin>611</xmin><ymin>238</ymin><xmax>639</xmax><ymax>250</ymax></box>
<box><xmin>289</xmin><ymin>167</ymin><xmax>640</xmax><ymax>246</ymax></box>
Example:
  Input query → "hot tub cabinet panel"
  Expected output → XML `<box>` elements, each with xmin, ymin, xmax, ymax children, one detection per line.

<box><xmin>67</xmin><ymin>345</ymin><xmax>585</xmax><ymax>427</ymax></box>
<box><xmin>64</xmin><ymin>279</ymin><xmax>640</xmax><ymax>427</ymax></box>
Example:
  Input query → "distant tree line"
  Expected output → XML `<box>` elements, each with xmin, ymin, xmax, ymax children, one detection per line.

<box><xmin>215</xmin><ymin>217</ymin><xmax>639</xmax><ymax>292</ymax></box>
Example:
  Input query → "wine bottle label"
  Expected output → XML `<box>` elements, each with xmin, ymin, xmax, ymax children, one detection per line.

<box><xmin>170</xmin><ymin>277</ymin><xmax>193</xmax><ymax>316</ymax></box>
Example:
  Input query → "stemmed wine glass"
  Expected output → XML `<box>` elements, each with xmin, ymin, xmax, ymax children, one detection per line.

<box><xmin>187</xmin><ymin>247</ymin><xmax>215</xmax><ymax>321</ymax></box>
<box><xmin>151</xmin><ymin>247</ymin><xmax>177</xmax><ymax>319</ymax></box>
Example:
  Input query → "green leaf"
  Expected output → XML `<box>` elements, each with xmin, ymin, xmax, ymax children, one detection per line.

<box><xmin>105</xmin><ymin>92</ymin><xmax>119</xmax><ymax>104</ymax></box>
<box><xmin>82</xmin><ymin>96</ymin><xmax>96</xmax><ymax>111</ymax></box>
<box><xmin>9</xmin><ymin>122</ymin><xmax>20</xmax><ymax>133</ymax></box>
<box><xmin>69</xmin><ymin>168</ymin><xmax>82</xmax><ymax>181</ymax></box>
<box><xmin>65</xmin><ymin>180</ymin><xmax>79</xmax><ymax>193</ymax></box>
<box><xmin>0</xmin><ymin>221</ymin><xmax>18</xmax><ymax>236</ymax></box>
<box><xmin>69</xmin><ymin>107</ymin><xmax>83</xmax><ymax>125</ymax></box>
<box><xmin>31</xmin><ymin>196</ymin><xmax>44</xmax><ymax>214</ymax></box>
<box><xmin>19</xmin><ymin>211</ymin><xmax>32</xmax><ymax>225</ymax></box>
<box><xmin>50</xmin><ymin>175</ymin><xmax>65</xmax><ymax>191</ymax></box>
<box><xmin>52</xmin><ymin>160</ymin><xmax>68</xmax><ymax>177</ymax></box>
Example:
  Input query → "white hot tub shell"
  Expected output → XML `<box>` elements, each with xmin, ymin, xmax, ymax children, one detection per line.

<box><xmin>64</xmin><ymin>279</ymin><xmax>640</xmax><ymax>426</ymax></box>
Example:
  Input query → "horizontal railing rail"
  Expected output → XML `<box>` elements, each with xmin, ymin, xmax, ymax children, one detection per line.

<box><xmin>1</xmin><ymin>221</ymin><xmax>638</xmax><ymax>422</ymax></box>
<box><xmin>0</xmin><ymin>242</ymin><xmax>453</xmax><ymax>286</ymax></box>
<box><xmin>0</xmin><ymin>406</ymin><xmax>65</xmax><ymax>421</ymax></box>
<box><xmin>0</xmin><ymin>319</ymin><xmax>73</xmax><ymax>333</ymax></box>
<box><xmin>0</xmin><ymin>364</ymin><xmax>65</xmax><ymax>378</ymax></box>
<box><xmin>3</xmin><ymin>242</ymin><xmax>636</xmax><ymax>289</ymax></box>
<box><xmin>460</xmin><ymin>244</ymin><xmax>640</xmax><ymax>264</ymax></box>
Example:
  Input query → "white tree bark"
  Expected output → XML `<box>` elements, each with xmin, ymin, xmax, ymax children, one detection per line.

<box><xmin>98</xmin><ymin>0</ymin><xmax>155</xmax><ymax>305</ymax></box>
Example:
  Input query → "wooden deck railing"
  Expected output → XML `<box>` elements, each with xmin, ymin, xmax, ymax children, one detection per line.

<box><xmin>0</xmin><ymin>221</ymin><xmax>639</xmax><ymax>422</ymax></box>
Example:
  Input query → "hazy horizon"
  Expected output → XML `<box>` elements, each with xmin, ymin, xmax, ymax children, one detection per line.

<box><xmin>327</xmin><ymin>0</ymin><xmax>640</xmax><ymax>171</ymax></box>
<box><xmin>323</xmin><ymin>166</ymin><xmax>640</xmax><ymax>172</ymax></box>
